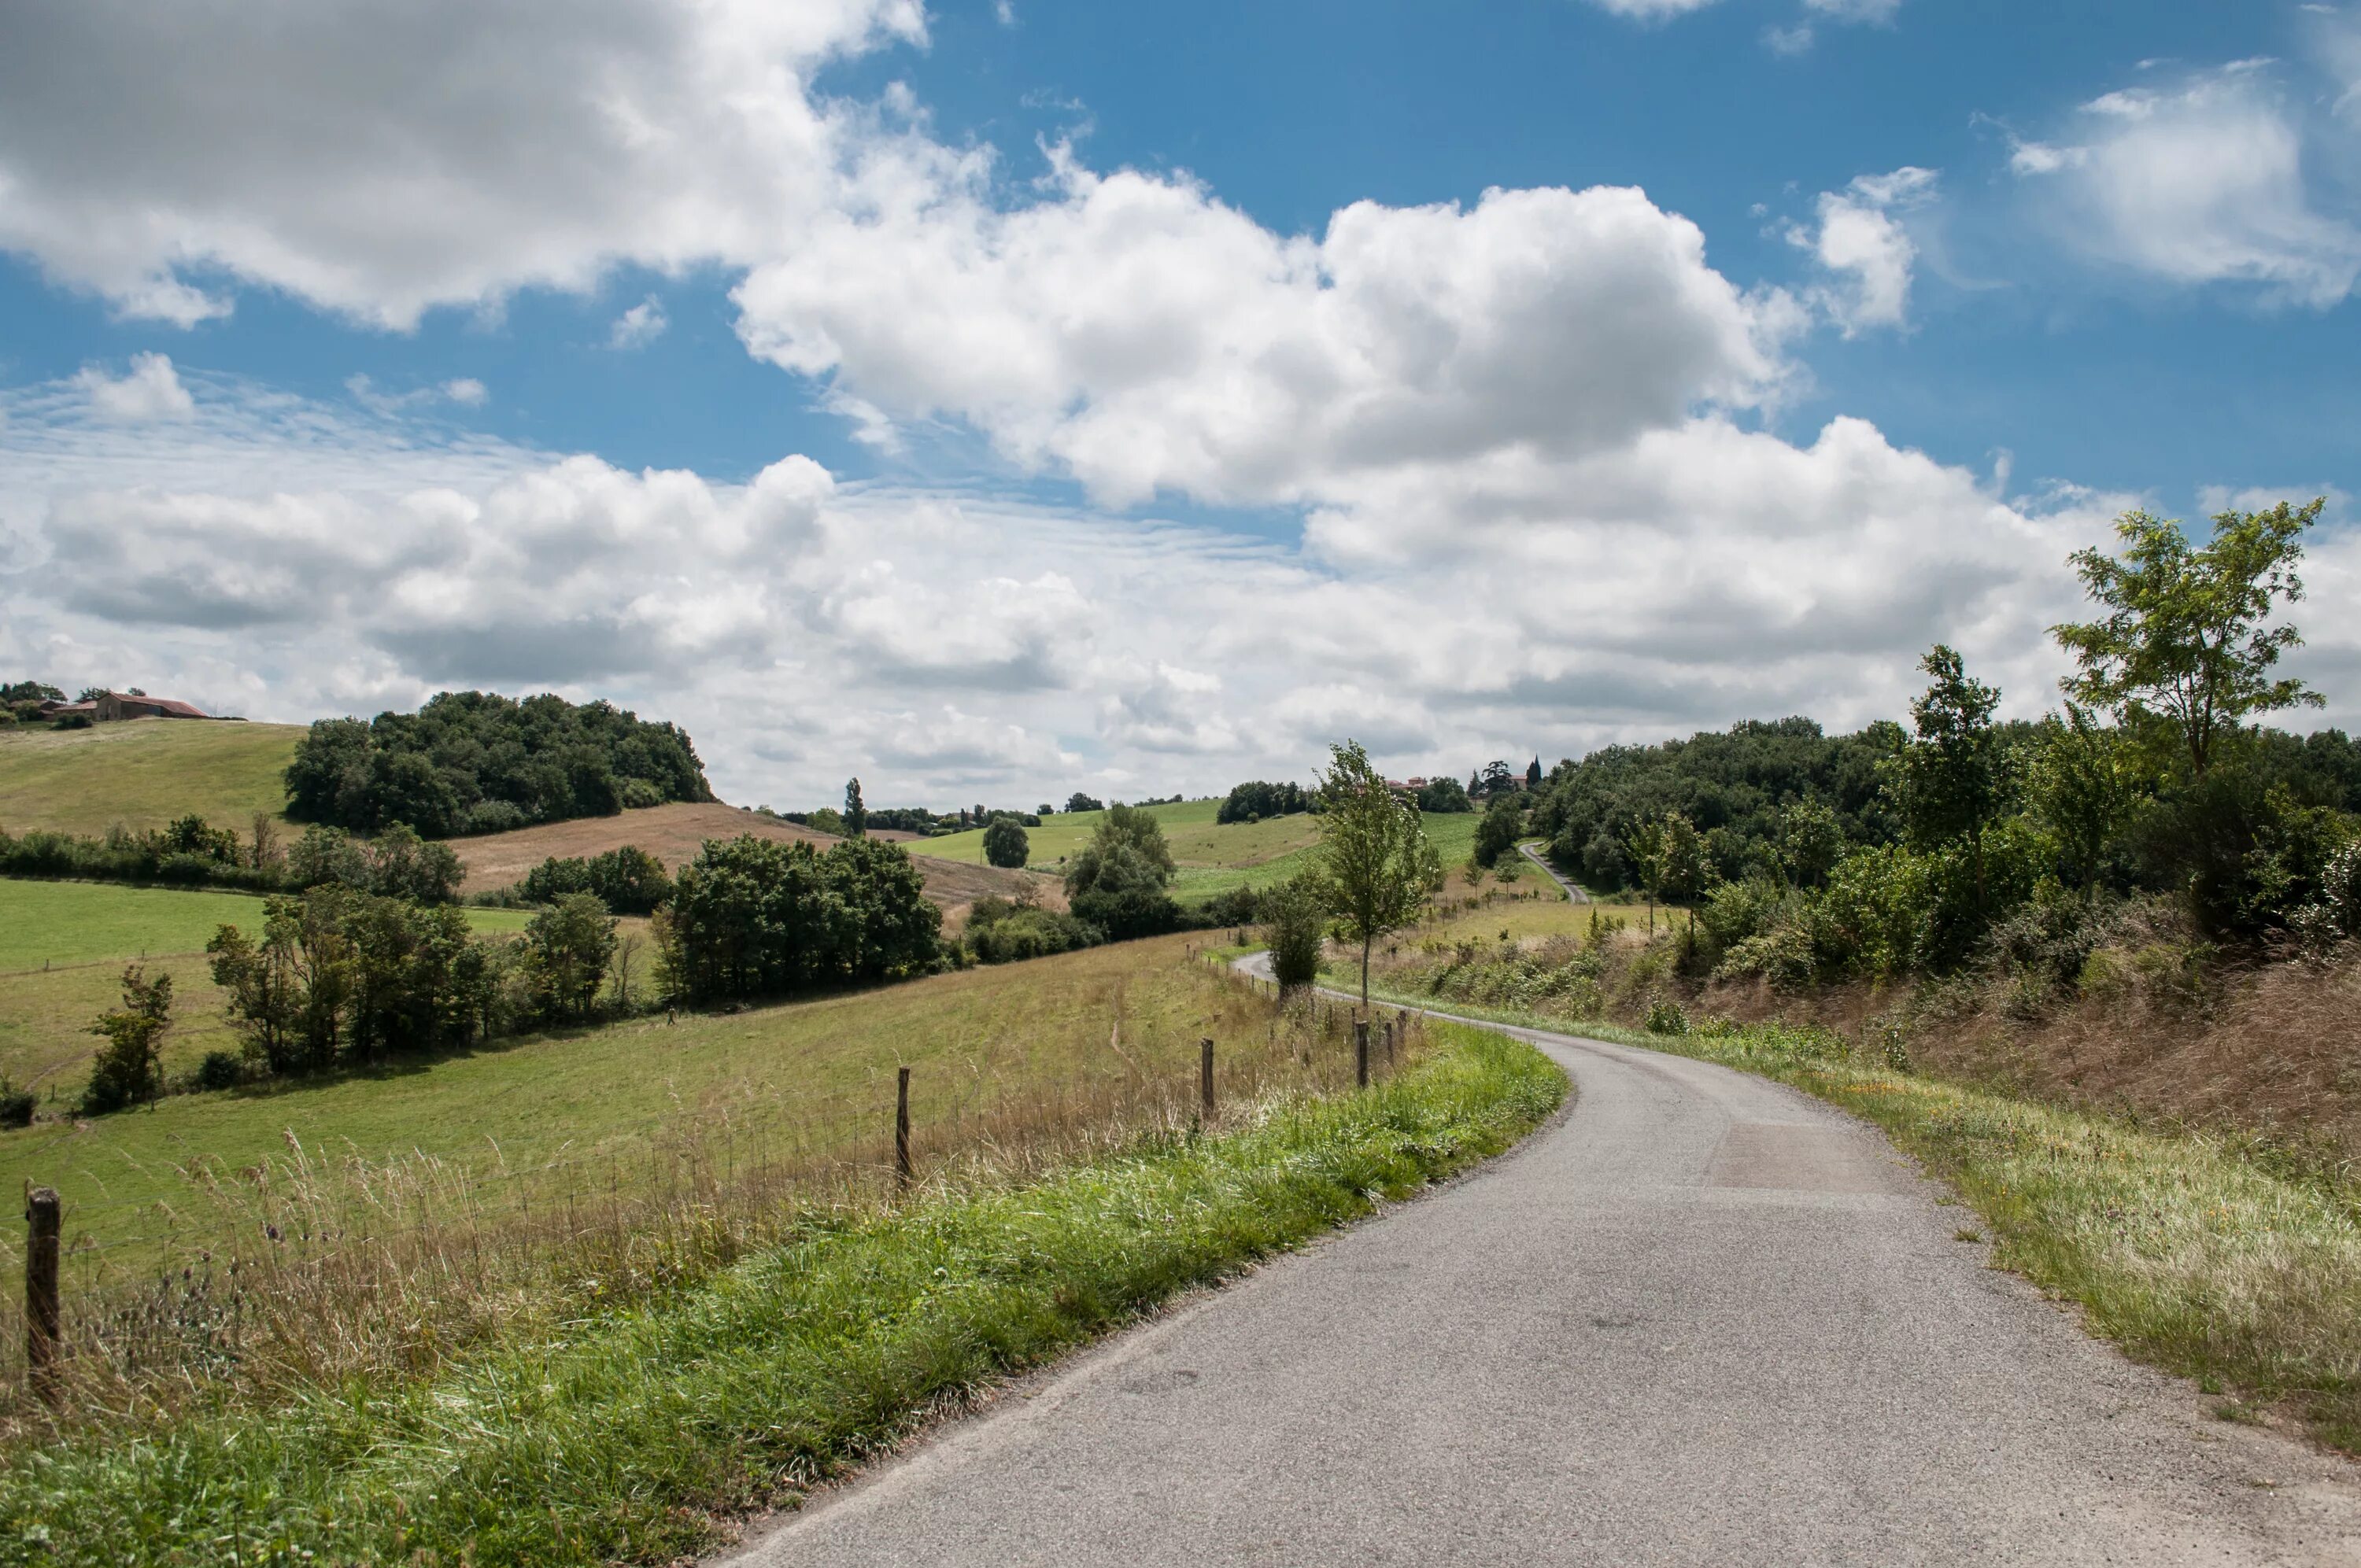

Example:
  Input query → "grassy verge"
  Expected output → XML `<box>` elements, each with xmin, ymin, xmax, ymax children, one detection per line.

<box><xmin>0</xmin><ymin>1023</ymin><xmax>1562</xmax><ymax>1566</ymax></box>
<box><xmin>1339</xmin><ymin>969</ymin><xmax>2361</xmax><ymax>1453</ymax></box>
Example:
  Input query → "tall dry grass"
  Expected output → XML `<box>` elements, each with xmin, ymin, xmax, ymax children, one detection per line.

<box><xmin>0</xmin><ymin>958</ymin><xmax>1422</xmax><ymax>1445</ymax></box>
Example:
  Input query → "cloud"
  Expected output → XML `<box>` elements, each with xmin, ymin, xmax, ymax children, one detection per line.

<box><xmin>737</xmin><ymin>164</ymin><xmax>1796</xmax><ymax>508</ymax></box>
<box><xmin>1582</xmin><ymin>0</ymin><xmax>1720</xmax><ymax>17</ymax></box>
<box><xmin>345</xmin><ymin>374</ymin><xmax>490</xmax><ymax>415</ymax></box>
<box><xmin>1794</xmin><ymin>167</ymin><xmax>1937</xmax><ymax>334</ymax></box>
<box><xmin>608</xmin><ymin>297</ymin><xmax>668</xmax><ymax>350</ymax></box>
<box><xmin>2009</xmin><ymin>60</ymin><xmax>2361</xmax><ymax>306</ymax></box>
<box><xmin>0</xmin><ymin>0</ymin><xmax>929</xmax><ymax>327</ymax></box>
<box><xmin>442</xmin><ymin>378</ymin><xmax>488</xmax><ymax>407</ymax></box>
<box><xmin>74</xmin><ymin>353</ymin><xmax>195</xmax><ymax>422</ymax></box>
<box><xmin>1803</xmin><ymin>0</ymin><xmax>1900</xmax><ymax>20</ymax></box>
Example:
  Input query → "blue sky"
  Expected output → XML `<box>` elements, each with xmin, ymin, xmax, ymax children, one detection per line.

<box><xmin>5</xmin><ymin>1</ymin><xmax>2360</xmax><ymax>806</ymax></box>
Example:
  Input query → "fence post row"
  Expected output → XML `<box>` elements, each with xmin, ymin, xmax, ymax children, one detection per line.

<box><xmin>894</xmin><ymin>1067</ymin><xmax>913</xmax><ymax>1190</ymax></box>
<box><xmin>1199</xmin><ymin>1037</ymin><xmax>1215</xmax><ymax>1124</ymax></box>
<box><xmin>25</xmin><ymin>1184</ymin><xmax>61</xmax><ymax>1408</ymax></box>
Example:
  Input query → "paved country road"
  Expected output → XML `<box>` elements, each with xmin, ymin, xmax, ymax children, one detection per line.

<box><xmin>722</xmin><ymin>973</ymin><xmax>2361</xmax><ymax>1566</ymax></box>
<box><xmin>1517</xmin><ymin>839</ymin><xmax>1591</xmax><ymax>903</ymax></box>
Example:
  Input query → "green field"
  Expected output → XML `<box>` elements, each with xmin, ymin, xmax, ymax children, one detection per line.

<box><xmin>0</xmin><ymin>719</ymin><xmax>305</xmax><ymax>836</ymax></box>
<box><xmin>0</xmin><ymin>930</ymin><xmax>1270</xmax><ymax>1253</ymax></box>
<box><xmin>922</xmin><ymin>798</ymin><xmax>1482</xmax><ymax>902</ymax></box>
<box><xmin>0</xmin><ymin>880</ymin><xmax>530</xmax><ymax>1094</ymax></box>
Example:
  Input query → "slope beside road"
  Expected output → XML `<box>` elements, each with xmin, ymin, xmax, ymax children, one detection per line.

<box><xmin>1517</xmin><ymin>839</ymin><xmax>1591</xmax><ymax>903</ymax></box>
<box><xmin>722</xmin><ymin>966</ymin><xmax>2361</xmax><ymax>1566</ymax></box>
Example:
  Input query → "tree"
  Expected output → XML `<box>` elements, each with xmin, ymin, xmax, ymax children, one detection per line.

<box><xmin>1477</xmin><ymin>759</ymin><xmax>1517</xmax><ymax>798</ymax></box>
<box><xmin>208</xmin><ymin>901</ymin><xmax>305</xmax><ymax>1073</ymax></box>
<box><xmin>83</xmin><ymin>967</ymin><xmax>173</xmax><ymax>1113</ymax></box>
<box><xmin>844</xmin><ymin>777</ymin><xmax>868</xmax><ymax>838</ymax></box>
<box><xmin>1065</xmin><ymin>791</ymin><xmax>1105</xmax><ymax>814</ymax></box>
<box><xmin>1892</xmin><ymin>644</ymin><xmax>2008</xmax><ymax>914</ymax></box>
<box><xmin>1064</xmin><ymin>806</ymin><xmax>1180</xmax><ymax>938</ymax></box>
<box><xmin>1315</xmin><ymin>740</ymin><xmax>1443</xmax><ymax>1010</ymax></box>
<box><xmin>1777</xmin><ymin>797</ymin><xmax>1845</xmax><ymax>889</ymax></box>
<box><xmin>523</xmin><ymin>892</ymin><xmax>618</xmax><ymax>1020</ymax></box>
<box><xmin>1473</xmin><ymin>792</ymin><xmax>1524</xmax><ymax>868</ymax></box>
<box><xmin>1525</xmin><ymin>756</ymin><xmax>1543</xmax><ymax>791</ymax></box>
<box><xmin>1624</xmin><ymin>811</ymin><xmax>1703</xmax><ymax>931</ymax></box>
<box><xmin>983</xmin><ymin>816</ymin><xmax>1030</xmax><ymax>868</ymax></box>
<box><xmin>1415</xmin><ymin>776</ymin><xmax>1473</xmax><ymax>814</ymax></box>
<box><xmin>1262</xmin><ymin>874</ymin><xmax>1328</xmax><ymax>992</ymax></box>
<box><xmin>2053</xmin><ymin>500</ymin><xmax>2325</xmax><ymax>779</ymax></box>
<box><xmin>2027</xmin><ymin>703</ymin><xmax>2142</xmax><ymax>898</ymax></box>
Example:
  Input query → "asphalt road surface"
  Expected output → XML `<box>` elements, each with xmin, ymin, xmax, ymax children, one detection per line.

<box><xmin>1517</xmin><ymin>840</ymin><xmax>1591</xmax><ymax>904</ymax></box>
<box><xmin>722</xmin><ymin>983</ymin><xmax>2361</xmax><ymax>1566</ymax></box>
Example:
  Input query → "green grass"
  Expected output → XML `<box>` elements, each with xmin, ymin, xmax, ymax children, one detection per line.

<box><xmin>1337</xmin><ymin>971</ymin><xmax>2361</xmax><ymax>1455</ymax></box>
<box><xmin>0</xmin><ymin>721</ymin><xmax>305</xmax><ymax>837</ymax></box>
<box><xmin>0</xmin><ymin>1023</ymin><xmax>1563</xmax><ymax>1566</ymax></box>
<box><xmin>1</xmin><ymin>934</ymin><xmax>1278</xmax><ymax>1253</ymax></box>
<box><xmin>923</xmin><ymin>800</ymin><xmax>1482</xmax><ymax>904</ymax></box>
<box><xmin>0</xmin><ymin>880</ymin><xmax>530</xmax><ymax>1094</ymax></box>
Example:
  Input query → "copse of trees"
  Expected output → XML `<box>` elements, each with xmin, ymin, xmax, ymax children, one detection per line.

<box><xmin>283</xmin><ymin>690</ymin><xmax>711</xmax><ymax>838</ymax></box>
<box><xmin>1065</xmin><ymin>791</ymin><xmax>1105</xmax><ymax>814</ymax></box>
<box><xmin>1416</xmin><ymin>777</ymin><xmax>1474</xmax><ymax>814</ymax></box>
<box><xmin>656</xmin><ymin>835</ymin><xmax>941</xmax><ymax>1004</ymax></box>
<box><xmin>1472</xmin><ymin>792</ymin><xmax>1525</xmax><ymax>868</ymax></box>
<box><xmin>0</xmin><ymin>815</ymin><xmax>461</xmax><ymax>902</ymax></box>
<box><xmin>1063</xmin><ymin>804</ymin><xmax>1184</xmax><ymax>939</ymax></box>
<box><xmin>519</xmin><ymin>845</ymin><xmax>673</xmax><ymax>914</ymax></box>
<box><xmin>1217</xmin><ymin>780</ymin><xmax>1312</xmax><ymax>824</ymax></box>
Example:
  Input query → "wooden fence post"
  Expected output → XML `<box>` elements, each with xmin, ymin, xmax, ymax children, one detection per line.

<box><xmin>894</xmin><ymin>1068</ymin><xmax>912</xmax><ymax>1190</ymax></box>
<box><xmin>25</xmin><ymin>1185</ymin><xmax>61</xmax><ymax>1408</ymax></box>
<box><xmin>1354</xmin><ymin>1020</ymin><xmax>1369</xmax><ymax>1089</ymax></box>
<box><xmin>1199</xmin><ymin>1038</ymin><xmax>1215</xmax><ymax>1123</ymax></box>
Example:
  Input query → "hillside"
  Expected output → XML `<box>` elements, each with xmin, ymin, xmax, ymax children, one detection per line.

<box><xmin>0</xmin><ymin>719</ymin><xmax>304</xmax><ymax>836</ymax></box>
<box><xmin>448</xmin><ymin>800</ymin><xmax>1051</xmax><ymax>917</ymax></box>
<box><xmin>924</xmin><ymin>798</ymin><xmax>1481</xmax><ymax>901</ymax></box>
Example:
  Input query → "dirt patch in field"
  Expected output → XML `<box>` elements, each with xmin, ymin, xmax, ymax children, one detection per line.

<box><xmin>449</xmin><ymin>802</ymin><xmax>1053</xmax><ymax>924</ymax></box>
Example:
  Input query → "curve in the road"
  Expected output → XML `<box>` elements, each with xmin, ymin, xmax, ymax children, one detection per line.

<box><xmin>722</xmin><ymin>979</ymin><xmax>2359</xmax><ymax>1566</ymax></box>
<box><xmin>1517</xmin><ymin>839</ymin><xmax>1591</xmax><ymax>904</ymax></box>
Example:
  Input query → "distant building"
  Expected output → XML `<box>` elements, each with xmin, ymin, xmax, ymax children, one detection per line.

<box><xmin>94</xmin><ymin>691</ymin><xmax>216</xmax><ymax>721</ymax></box>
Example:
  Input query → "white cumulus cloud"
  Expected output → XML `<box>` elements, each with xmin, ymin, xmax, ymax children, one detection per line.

<box><xmin>1795</xmin><ymin>167</ymin><xmax>1937</xmax><ymax>335</ymax></box>
<box><xmin>608</xmin><ymin>297</ymin><xmax>669</xmax><ymax>349</ymax></box>
<box><xmin>74</xmin><ymin>353</ymin><xmax>195</xmax><ymax>422</ymax></box>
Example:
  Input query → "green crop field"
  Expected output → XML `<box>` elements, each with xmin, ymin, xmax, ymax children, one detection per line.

<box><xmin>922</xmin><ymin>798</ymin><xmax>1483</xmax><ymax>902</ymax></box>
<box><xmin>0</xmin><ymin>880</ymin><xmax>530</xmax><ymax>1094</ymax></box>
<box><xmin>0</xmin><ymin>719</ymin><xmax>306</xmax><ymax>836</ymax></box>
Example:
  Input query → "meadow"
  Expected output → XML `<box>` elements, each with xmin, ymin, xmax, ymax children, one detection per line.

<box><xmin>0</xmin><ymin>720</ymin><xmax>305</xmax><ymax>836</ymax></box>
<box><xmin>921</xmin><ymin>797</ymin><xmax>1484</xmax><ymax>902</ymax></box>
<box><xmin>0</xmin><ymin>880</ymin><xmax>531</xmax><ymax>1093</ymax></box>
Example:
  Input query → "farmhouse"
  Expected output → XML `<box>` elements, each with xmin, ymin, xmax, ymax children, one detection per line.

<box><xmin>39</xmin><ymin>692</ymin><xmax>228</xmax><ymax>722</ymax></box>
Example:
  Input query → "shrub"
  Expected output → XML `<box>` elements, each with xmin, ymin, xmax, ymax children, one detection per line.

<box><xmin>82</xmin><ymin>966</ymin><xmax>173</xmax><ymax>1115</ymax></box>
<box><xmin>194</xmin><ymin>1050</ymin><xmax>244</xmax><ymax>1092</ymax></box>
<box><xmin>1643</xmin><ymin>997</ymin><xmax>1690</xmax><ymax>1036</ymax></box>
<box><xmin>1262</xmin><ymin>875</ymin><xmax>1328</xmax><ymax>991</ymax></box>
<box><xmin>963</xmin><ymin>900</ymin><xmax>1102</xmax><ymax>964</ymax></box>
<box><xmin>0</xmin><ymin>1077</ymin><xmax>34</xmax><ymax>1128</ymax></box>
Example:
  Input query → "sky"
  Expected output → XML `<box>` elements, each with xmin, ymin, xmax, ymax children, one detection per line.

<box><xmin>6</xmin><ymin>0</ymin><xmax>2361</xmax><ymax>810</ymax></box>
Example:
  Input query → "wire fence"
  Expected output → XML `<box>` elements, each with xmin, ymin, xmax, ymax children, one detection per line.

<box><xmin>2</xmin><ymin>958</ymin><xmax>1425</xmax><ymax>1440</ymax></box>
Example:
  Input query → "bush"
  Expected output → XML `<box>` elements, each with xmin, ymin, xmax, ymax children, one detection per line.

<box><xmin>1262</xmin><ymin>875</ymin><xmax>1328</xmax><ymax>991</ymax></box>
<box><xmin>1643</xmin><ymin>997</ymin><xmax>1690</xmax><ymax>1036</ymax></box>
<box><xmin>82</xmin><ymin>967</ymin><xmax>173</xmax><ymax>1115</ymax></box>
<box><xmin>963</xmin><ymin>898</ymin><xmax>1102</xmax><ymax>964</ymax></box>
<box><xmin>0</xmin><ymin>1077</ymin><xmax>34</xmax><ymax>1128</ymax></box>
<box><xmin>982</xmin><ymin>817</ymin><xmax>1029</xmax><ymax>869</ymax></box>
<box><xmin>194</xmin><ymin>1050</ymin><xmax>244</xmax><ymax>1092</ymax></box>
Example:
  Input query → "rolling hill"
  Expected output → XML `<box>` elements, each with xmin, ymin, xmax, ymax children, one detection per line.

<box><xmin>0</xmin><ymin>718</ymin><xmax>305</xmax><ymax>836</ymax></box>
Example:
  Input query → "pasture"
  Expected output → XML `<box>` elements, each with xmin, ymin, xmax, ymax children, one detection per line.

<box><xmin>0</xmin><ymin>879</ymin><xmax>531</xmax><ymax>1092</ymax></box>
<box><xmin>0</xmin><ymin>719</ymin><xmax>305</xmax><ymax>836</ymax></box>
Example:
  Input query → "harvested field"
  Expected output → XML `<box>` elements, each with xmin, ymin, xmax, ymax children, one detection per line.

<box><xmin>449</xmin><ymin>800</ymin><xmax>1052</xmax><ymax>918</ymax></box>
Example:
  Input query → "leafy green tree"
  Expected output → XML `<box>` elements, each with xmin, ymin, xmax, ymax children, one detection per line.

<box><xmin>844</xmin><ymin>777</ymin><xmax>868</xmax><ymax>838</ymax></box>
<box><xmin>1064</xmin><ymin>806</ymin><xmax>1181</xmax><ymax>939</ymax></box>
<box><xmin>1472</xmin><ymin>792</ymin><xmax>1524</xmax><ymax>868</ymax></box>
<box><xmin>1065</xmin><ymin>791</ymin><xmax>1105</xmax><ymax>814</ymax></box>
<box><xmin>83</xmin><ymin>967</ymin><xmax>173</xmax><ymax>1113</ymax></box>
<box><xmin>367</xmin><ymin>822</ymin><xmax>464</xmax><ymax>903</ymax></box>
<box><xmin>2053</xmin><ymin>500</ymin><xmax>2325</xmax><ymax>779</ymax></box>
<box><xmin>1625</xmin><ymin>811</ymin><xmax>1704</xmax><ymax>930</ymax></box>
<box><xmin>1776</xmin><ymin>797</ymin><xmax>1845</xmax><ymax>889</ymax></box>
<box><xmin>208</xmin><ymin>900</ymin><xmax>305</xmax><ymax>1073</ymax></box>
<box><xmin>524</xmin><ymin>892</ymin><xmax>618</xmax><ymax>1020</ymax></box>
<box><xmin>1262</xmin><ymin>873</ymin><xmax>1329</xmax><ymax>992</ymax></box>
<box><xmin>2027</xmin><ymin>703</ymin><xmax>2142</xmax><ymax>898</ymax></box>
<box><xmin>982</xmin><ymin>816</ymin><xmax>1029</xmax><ymax>868</ymax></box>
<box><xmin>1891</xmin><ymin>645</ymin><xmax>2008</xmax><ymax>914</ymax></box>
<box><xmin>1315</xmin><ymin>740</ymin><xmax>1443</xmax><ymax>1009</ymax></box>
<box><xmin>1415</xmin><ymin>776</ymin><xmax>1473</xmax><ymax>814</ymax></box>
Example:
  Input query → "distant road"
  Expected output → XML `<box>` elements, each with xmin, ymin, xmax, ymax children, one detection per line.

<box><xmin>722</xmin><ymin>965</ymin><xmax>2360</xmax><ymax>1566</ymax></box>
<box><xmin>1517</xmin><ymin>838</ymin><xmax>1591</xmax><ymax>902</ymax></box>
